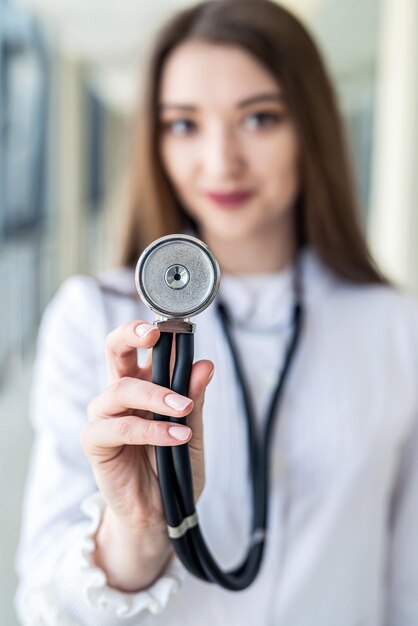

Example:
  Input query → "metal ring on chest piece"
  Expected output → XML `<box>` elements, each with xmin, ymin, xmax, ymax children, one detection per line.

<box><xmin>135</xmin><ymin>234</ymin><xmax>220</xmax><ymax>319</ymax></box>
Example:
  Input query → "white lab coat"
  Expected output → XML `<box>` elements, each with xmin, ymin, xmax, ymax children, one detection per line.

<box><xmin>14</xmin><ymin>246</ymin><xmax>418</xmax><ymax>626</ymax></box>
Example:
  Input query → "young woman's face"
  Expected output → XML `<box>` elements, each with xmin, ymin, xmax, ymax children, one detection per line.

<box><xmin>159</xmin><ymin>41</ymin><xmax>300</xmax><ymax>246</ymax></box>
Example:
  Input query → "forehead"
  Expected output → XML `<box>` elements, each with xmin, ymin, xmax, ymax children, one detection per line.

<box><xmin>159</xmin><ymin>41</ymin><xmax>279</xmax><ymax>106</ymax></box>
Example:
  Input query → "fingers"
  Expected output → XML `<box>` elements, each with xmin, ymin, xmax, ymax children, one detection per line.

<box><xmin>88</xmin><ymin>377</ymin><xmax>194</xmax><ymax>420</ymax></box>
<box><xmin>105</xmin><ymin>320</ymin><xmax>160</xmax><ymax>383</ymax></box>
<box><xmin>83</xmin><ymin>359</ymin><xmax>215</xmax><ymax>467</ymax></box>
<box><xmin>80</xmin><ymin>414</ymin><xmax>193</xmax><ymax>460</ymax></box>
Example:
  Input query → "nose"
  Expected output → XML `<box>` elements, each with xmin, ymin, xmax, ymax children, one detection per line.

<box><xmin>201</xmin><ymin>124</ymin><xmax>245</xmax><ymax>181</ymax></box>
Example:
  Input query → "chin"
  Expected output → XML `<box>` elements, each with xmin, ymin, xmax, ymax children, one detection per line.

<box><xmin>207</xmin><ymin>218</ymin><xmax>263</xmax><ymax>242</ymax></box>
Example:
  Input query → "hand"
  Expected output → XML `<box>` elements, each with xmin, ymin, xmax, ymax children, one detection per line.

<box><xmin>80</xmin><ymin>320</ymin><xmax>214</xmax><ymax>535</ymax></box>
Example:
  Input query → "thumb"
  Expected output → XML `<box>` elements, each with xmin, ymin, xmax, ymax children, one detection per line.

<box><xmin>185</xmin><ymin>359</ymin><xmax>214</xmax><ymax>451</ymax></box>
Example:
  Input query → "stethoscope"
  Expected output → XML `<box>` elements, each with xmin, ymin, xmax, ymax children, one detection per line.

<box><xmin>135</xmin><ymin>233</ymin><xmax>304</xmax><ymax>591</ymax></box>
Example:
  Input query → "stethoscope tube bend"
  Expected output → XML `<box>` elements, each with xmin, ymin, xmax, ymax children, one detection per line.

<box><xmin>152</xmin><ymin>326</ymin><xmax>264</xmax><ymax>589</ymax></box>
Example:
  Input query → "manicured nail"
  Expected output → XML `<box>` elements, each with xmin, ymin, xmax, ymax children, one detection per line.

<box><xmin>165</xmin><ymin>394</ymin><xmax>192</xmax><ymax>411</ymax></box>
<box><xmin>135</xmin><ymin>323</ymin><xmax>155</xmax><ymax>338</ymax></box>
<box><xmin>169</xmin><ymin>426</ymin><xmax>191</xmax><ymax>441</ymax></box>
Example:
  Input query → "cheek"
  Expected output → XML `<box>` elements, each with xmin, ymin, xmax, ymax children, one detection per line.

<box><xmin>160</xmin><ymin>138</ymin><xmax>198</xmax><ymax>193</ymax></box>
<box><xmin>247</xmin><ymin>126</ymin><xmax>299</xmax><ymax>190</ymax></box>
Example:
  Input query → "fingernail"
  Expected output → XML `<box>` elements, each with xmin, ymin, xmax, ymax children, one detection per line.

<box><xmin>169</xmin><ymin>426</ymin><xmax>191</xmax><ymax>441</ymax></box>
<box><xmin>135</xmin><ymin>323</ymin><xmax>155</xmax><ymax>338</ymax></box>
<box><xmin>165</xmin><ymin>394</ymin><xmax>192</xmax><ymax>411</ymax></box>
<box><xmin>207</xmin><ymin>368</ymin><xmax>215</xmax><ymax>384</ymax></box>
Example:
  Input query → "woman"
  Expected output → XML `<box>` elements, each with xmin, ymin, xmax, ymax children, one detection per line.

<box><xmin>14</xmin><ymin>1</ymin><xmax>418</xmax><ymax>624</ymax></box>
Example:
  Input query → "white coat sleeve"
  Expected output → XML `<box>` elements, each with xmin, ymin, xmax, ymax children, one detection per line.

<box><xmin>384</xmin><ymin>299</ymin><xmax>418</xmax><ymax>625</ymax></box>
<box><xmin>13</xmin><ymin>275</ymin><xmax>186</xmax><ymax>626</ymax></box>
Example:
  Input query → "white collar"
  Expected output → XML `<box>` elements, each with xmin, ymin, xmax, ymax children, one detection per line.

<box><xmin>214</xmin><ymin>246</ymin><xmax>337</xmax><ymax>330</ymax></box>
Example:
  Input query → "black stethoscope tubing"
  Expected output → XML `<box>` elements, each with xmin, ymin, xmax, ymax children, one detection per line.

<box><xmin>152</xmin><ymin>262</ymin><xmax>304</xmax><ymax>590</ymax></box>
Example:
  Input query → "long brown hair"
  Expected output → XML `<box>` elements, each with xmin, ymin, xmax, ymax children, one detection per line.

<box><xmin>117</xmin><ymin>0</ymin><xmax>387</xmax><ymax>285</ymax></box>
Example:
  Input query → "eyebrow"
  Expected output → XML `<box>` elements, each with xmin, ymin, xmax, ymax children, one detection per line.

<box><xmin>159</xmin><ymin>91</ymin><xmax>284</xmax><ymax>112</ymax></box>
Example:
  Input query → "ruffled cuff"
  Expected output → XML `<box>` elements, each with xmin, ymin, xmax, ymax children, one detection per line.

<box><xmin>53</xmin><ymin>491</ymin><xmax>187</xmax><ymax>626</ymax></box>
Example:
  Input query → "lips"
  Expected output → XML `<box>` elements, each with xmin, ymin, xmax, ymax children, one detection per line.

<box><xmin>205</xmin><ymin>190</ymin><xmax>255</xmax><ymax>207</ymax></box>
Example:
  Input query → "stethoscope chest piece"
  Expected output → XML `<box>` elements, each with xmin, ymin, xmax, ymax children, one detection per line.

<box><xmin>133</xmin><ymin>233</ymin><xmax>303</xmax><ymax>591</ymax></box>
<box><xmin>135</xmin><ymin>234</ymin><xmax>220</xmax><ymax>319</ymax></box>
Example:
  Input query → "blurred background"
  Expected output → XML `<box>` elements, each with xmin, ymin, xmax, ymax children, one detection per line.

<box><xmin>1</xmin><ymin>0</ymin><xmax>417</xmax><ymax>623</ymax></box>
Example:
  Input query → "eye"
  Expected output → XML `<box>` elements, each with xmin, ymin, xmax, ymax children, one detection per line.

<box><xmin>162</xmin><ymin>119</ymin><xmax>197</xmax><ymax>136</ymax></box>
<box><xmin>244</xmin><ymin>111</ymin><xmax>281</xmax><ymax>130</ymax></box>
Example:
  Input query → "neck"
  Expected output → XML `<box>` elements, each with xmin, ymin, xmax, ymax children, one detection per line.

<box><xmin>200</xmin><ymin>217</ymin><xmax>296</xmax><ymax>274</ymax></box>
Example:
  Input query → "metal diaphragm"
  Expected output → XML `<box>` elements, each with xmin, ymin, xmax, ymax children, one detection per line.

<box><xmin>135</xmin><ymin>234</ymin><xmax>220</xmax><ymax>319</ymax></box>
